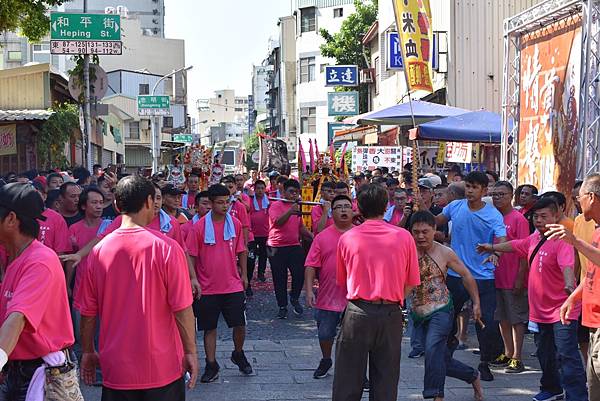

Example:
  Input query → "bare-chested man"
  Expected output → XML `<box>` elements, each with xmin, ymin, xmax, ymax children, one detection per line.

<box><xmin>409</xmin><ymin>211</ymin><xmax>484</xmax><ymax>401</ymax></box>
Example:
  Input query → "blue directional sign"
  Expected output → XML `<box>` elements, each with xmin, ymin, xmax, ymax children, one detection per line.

<box><xmin>387</xmin><ymin>32</ymin><xmax>439</xmax><ymax>71</ymax></box>
<box><xmin>325</xmin><ymin>65</ymin><xmax>359</xmax><ymax>87</ymax></box>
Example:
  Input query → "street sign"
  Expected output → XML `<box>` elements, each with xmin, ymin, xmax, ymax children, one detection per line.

<box><xmin>173</xmin><ymin>134</ymin><xmax>193</xmax><ymax>143</ymax></box>
<box><xmin>325</xmin><ymin>65</ymin><xmax>359</xmax><ymax>87</ymax></box>
<box><xmin>137</xmin><ymin>95</ymin><xmax>171</xmax><ymax>116</ymax></box>
<box><xmin>68</xmin><ymin>64</ymin><xmax>108</xmax><ymax>101</ymax></box>
<box><xmin>328</xmin><ymin>91</ymin><xmax>359</xmax><ymax>116</ymax></box>
<box><xmin>50</xmin><ymin>13</ymin><xmax>121</xmax><ymax>41</ymax></box>
<box><xmin>387</xmin><ymin>32</ymin><xmax>439</xmax><ymax>71</ymax></box>
<box><xmin>50</xmin><ymin>13</ymin><xmax>122</xmax><ymax>55</ymax></box>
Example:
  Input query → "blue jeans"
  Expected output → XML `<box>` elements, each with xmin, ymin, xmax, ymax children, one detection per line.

<box><xmin>406</xmin><ymin>297</ymin><xmax>424</xmax><ymax>353</ymax></box>
<box><xmin>535</xmin><ymin>321</ymin><xmax>587</xmax><ymax>401</ymax></box>
<box><xmin>414</xmin><ymin>310</ymin><xmax>478</xmax><ymax>398</ymax></box>
<box><xmin>447</xmin><ymin>276</ymin><xmax>503</xmax><ymax>362</ymax></box>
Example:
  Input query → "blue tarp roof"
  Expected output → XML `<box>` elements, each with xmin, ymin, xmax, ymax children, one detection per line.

<box><xmin>358</xmin><ymin>100</ymin><xmax>470</xmax><ymax>125</ymax></box>
<box><xmin>417</xmin><ymin>110</ymin><xmax>501</xmax><ymax>143</ymax></box>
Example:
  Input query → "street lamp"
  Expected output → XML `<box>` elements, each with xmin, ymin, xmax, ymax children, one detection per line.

<box><xmin>150</xmin><ymin>65</ymin><xmax>193</xmax><ymax>173</ymax></box>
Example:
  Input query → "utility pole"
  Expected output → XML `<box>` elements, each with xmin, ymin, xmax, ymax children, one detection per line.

<box><xmin>83</xmin><ymin>0</ymin><xmax>93</xmax><ymax>171</ymax></box>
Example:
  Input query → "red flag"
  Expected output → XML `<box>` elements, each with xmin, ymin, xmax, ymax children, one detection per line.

<box><xmin>329</xmin><ymin>142</ymin><xmax>336</xmax><ymax>169</ymax></box>
<box><xmin>298</xmin><ymin>140</ymin><xmax>307</xmax><ymax>174</ymax></box>
<box><xmin>339</xmin><ymin>142</ymin><xmax>348</xmax><ymax>172</ymax></box>
<box><xmin>309</xmin><ymin>139</ymin><xmax>315</xmax><ymax>172</ymax></box>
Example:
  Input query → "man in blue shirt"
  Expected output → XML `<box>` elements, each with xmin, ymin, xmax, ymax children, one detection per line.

<box><xmin>435</xmin><ymin>171</ymin><xmax>506</xmax><ymax>382</ymax></box>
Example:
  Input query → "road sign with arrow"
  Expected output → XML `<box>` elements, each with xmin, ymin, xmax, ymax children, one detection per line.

<box><xmin>50</xmin><ymin>13</ymin><xmax>122</xmax><ymax>55</ymax></box>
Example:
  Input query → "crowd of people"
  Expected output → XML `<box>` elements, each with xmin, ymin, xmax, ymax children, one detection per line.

<box><xmin>0</xmin><ymin>162</ymin><xmax>598</xmax><ymax>401</ymax></box>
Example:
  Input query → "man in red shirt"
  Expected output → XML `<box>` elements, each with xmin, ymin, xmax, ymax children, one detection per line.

<box><xmin>311</xmin><ymin>181</ymin><xmax>335</xmax><ymax>234</ymax></box>
<box><xmin>268</xmin><ymin>179</ymin><xmax>313</xmax><ymax>319</ymax></box>
<box><xmin>549</xmin><ymin>173</ymin><xmax>600</xmax><ymax>401</ymax></box>
<box><xmin>79</xmin><ymin>175</ymin><xmax>198</xmax><ymax>401</ymax></box>
<box><xmin>0</xmin><ymin>183</ymin><xmax>81</xmax><ymax>399</ymax></box>
<box><xmin>186</xmin><ymin>184</ymin><xmax>252</xmax><ymax>383</ymax></box>
<box><xmin>305</xmin><ymin>195</ymin><xmax>353</xmax><ymax>379</ymax></box>
<box><xmin>333</xmin><ymin>183</ymin><xmax>420</xmax><ymax>401</ymax></box>
<box><xmin>248</xmin><ymin>180</ymin><xmax>270</xmax><ymax>287</ymax></box>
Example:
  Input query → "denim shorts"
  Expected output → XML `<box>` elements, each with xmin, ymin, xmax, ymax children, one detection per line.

<box><xmin>314</xmin><ymin>308</ymin><xmax>343</xmax><ymax>341</ymax></box>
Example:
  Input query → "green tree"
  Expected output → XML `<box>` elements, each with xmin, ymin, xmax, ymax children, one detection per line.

<box><xmin>38</xmin><ymin>103</ymin><xmax>79</xmax><ymax>169</ymax></box>
<box><xmin>244</xmin><ymin>124</ymin><xmax>263</xmax><ymax>171</ymax></box>
<box><xmin>0</xmin><ymin>1</ymin><xmax>70</xmax><ymax>43</ymax></box>
<box><xmin>320</xmin><ymin>0</ymin><xmax>378</xmax><ymax>114</ymax></box>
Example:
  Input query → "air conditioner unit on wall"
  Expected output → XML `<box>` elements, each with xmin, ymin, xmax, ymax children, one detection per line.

<box><xmin>360</xmin><ymin>68</ymin><xmax>375</xmax><ymax>84</ymax></box>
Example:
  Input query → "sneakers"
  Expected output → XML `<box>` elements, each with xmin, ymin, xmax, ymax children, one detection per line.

<box><xmin>532</xmin><ymin>390</ymin><xmax>564</xmax><ymax>401</ymax></box>
<box><xmin>477</xmin><ymin>362</ymin><xmax>494</xmax><ymax>382</ymax></box>
<box><xmin>408</xmin><ymin>349</ymin><xmax>425</xmax><ymax>359</ymax></box>
<box><xmin>363</xmin><ymin>377</ymin><xmax>370</xmax><ymax>392</ymax></box>
<box><xmin>313</xmin><ymin>358</ymin><xmax>333</xmax><ymax>379</ymax></box>
<box><xmin>505</xmin><ymin>358</ymin><xmax>525</xmax><ymax>373</ymax></box>
<box><xmin>231</xmin><ymin>350</ymin><xmax>253</xmax><ymax>375</ymax></box>
<box><xmin>490</xmin><ymin>353</ymin><xmax>511</xmax><ymax>367</ymax></box>
<box><xmin>291</xmin><ymin>299</ymin><xmax>304</xmax><ymax>316</ymax></box>
<box><xmin>277</xmin><ymin>307</ymin><xmax>288</xmax><ymax>319</ymax></box>
<box><xmin>200</xmin><ymin>360</ymin><xmax>220</xmax><ymax>383</ymax></box>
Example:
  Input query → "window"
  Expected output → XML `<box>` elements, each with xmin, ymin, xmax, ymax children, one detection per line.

<box><xmin>235</xmin><ymin>108</ymin><xmax>243</xmax><ymax>112</ymax></box>
<box><xmin>7</xmin><ymin>51</ymin><xmax>21</xmax><ymax>61</ymax></box>
<box><xmin>128</xmin><ymin>122</ymin><xmax>140</xmax><ymax>139</ymax></box>
<box><xmin>300</xmin><ymin>107</ymin><xmax>316</xmax><ymax>134</ymax></box>
<box><xmin>334</xmin><ymin>8</ymin><xmax>343</xmax><ymax>18</ymax></box>
<box><xmin>139</xmin><ymin>84</ymin><xmax>149</xmax><ymax>95</ymax></box>
<box><xmin>163</xmin><ymin>116</ymin><xmax>173</xmax><ymax>128</ymax></box>
<box><xmin>299</xmin><ymin>57</ymin><xmax>316</xmax><ymax>83</ymax></box>
<box><xmin>300</xmin><ymin>7</ymin><xmax>316</xmax><ymax>33</ymax></box>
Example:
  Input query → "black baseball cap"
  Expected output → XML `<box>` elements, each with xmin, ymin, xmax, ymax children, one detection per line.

<box><xmin>161</xmin><ymin>183</ymin><xmax>185</xmax><ymax>196</ymax></box>
<box><xmin>0</xmin><ymin>183</ymin><xmax>46</xmax><ymax>221</ymax></box>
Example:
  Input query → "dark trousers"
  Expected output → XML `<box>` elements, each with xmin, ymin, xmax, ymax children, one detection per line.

<box><xmin>267</xmin><ymin>245</ymin><xmax>305</xmax><ymax>308</ymax></box>
<box><xmin>447</xmin><ymin>276</ymin><xmax>503</xmax><ymax>362</ymax></box>
<box><xmin>0</xmin><ymin>360</ymin><xmax>42</xmax><ymax>401</ymax></box>
<box><xmin>247</xmin><ymin>237</ymin><xmax>268</xmax><ymax>282</ymax></box>
<box><xmin>102</xmin><ymin>377</ymin><xmax>185</xmax><ymax>401</ymax></box>
<box><xmin>332</xmin><ymin>300</ymin><xmax>404</xmax><ymax>401</ymax></box>
<box><xmin>535</xmin><ymin>321</ymin><xmax>587</xmax><ymax>401</ymax></box>
<box><xmin>413</xmin><ymin>310</ymin><xmax>478</xmax><ymax>399</ymax></box>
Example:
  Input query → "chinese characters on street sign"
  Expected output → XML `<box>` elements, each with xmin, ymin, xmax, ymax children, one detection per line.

<box><xmin>50</xmin><ymin>13</ymin><xmax>122</xmax><ymax>55</ymax></box>
<box><xmin>328</xmin><ymin>92</ymin><xmax>359</xmax><ymax>116</ymax></box>
<box><xmin>352</xmin><ymin>146</ymin><xmax>405</xmax><ymax>173</ymax></box>
<box><xmin>325</xmin><ymin>65</ymin><xmax>359</xmax><ymax>87</ymax></box>
<box><xmin>445</xmin><ymin>142</ymin><xmax>473</xmax><ymax>163</ymax></box>
<box><xmin>387</xmin><ymin>32</ymin><xmax>404</xmax><ymax>69</ymax></box>
<box><xmin>392</xmin><ymin>0</ymin><xmax>434</xmax><ymax>92</ymax></box>
<box><xmin>137</xmin><ymin>95</ymin><xmax>171</xmax><ymax>116</ymax></box>
<box><xmin>173</xmin><ymin>134</ymin><xmax>193</xmax><ymax>144</ymax></box>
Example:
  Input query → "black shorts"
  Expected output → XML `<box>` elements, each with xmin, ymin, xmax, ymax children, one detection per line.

<box><xmin>101</xmin><ymin>377</ymin><xmax>184</xmax><ymax>401</ymax></box>
<box><xmin>193</xmin><ymin>291</ymin><xmax>246</xmax><ymax>331</ymax></box>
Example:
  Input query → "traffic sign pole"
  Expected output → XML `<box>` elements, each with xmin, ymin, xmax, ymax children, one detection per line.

<box><xmin>83</xmin><ymin>0</ymin><xmax>93</xmax><ymax>171</ymax></box>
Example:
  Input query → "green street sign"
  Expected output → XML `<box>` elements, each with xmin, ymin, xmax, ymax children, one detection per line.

<box><xmin>50</xmin><ymin>13</ymin><xmax>121</xmax><ymax>41</ymax></box>
<box><xmin>173</xmin><ymin>134</ymin><xmax>193</xmax><ymax>143</ymax></box>
<box><xmin>137</xmin><ymin>95</ymin><xmax>171</xmax><ymax>116</ymax></box>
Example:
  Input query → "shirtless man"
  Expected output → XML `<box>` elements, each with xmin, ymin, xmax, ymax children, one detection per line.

<box><xmin>410</xmin><ymin>210</ymin><xmax>484</xmax><ymax>401</ymax></box>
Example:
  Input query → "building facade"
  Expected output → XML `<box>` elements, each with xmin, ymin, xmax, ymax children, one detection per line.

<box><xmin>197</xmin><ymin>90</ymin><xmax>249</xmax><ymax>146</ymax></box>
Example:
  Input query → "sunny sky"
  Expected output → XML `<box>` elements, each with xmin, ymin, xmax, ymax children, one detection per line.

<box><xmin>164</xmin><ymin>0</ymin><xmax>293</xmax><ymax>110</ymax></box>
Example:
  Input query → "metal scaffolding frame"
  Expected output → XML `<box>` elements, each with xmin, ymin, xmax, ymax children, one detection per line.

<box><xmin>501</xmin><ymin>0</ymin><xmax>600</xmax><ymax>185</ymax></box>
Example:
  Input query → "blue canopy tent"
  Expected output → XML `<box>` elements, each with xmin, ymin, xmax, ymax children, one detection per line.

<box><xmin>357</xmin><ymin>100</ymin><xmax>470</xmax><ymax>125</ymax></box>
<box><xmin>417</xmin><ymin>110</ymin><xmax>502</xmax><ymax>143</ymax></box>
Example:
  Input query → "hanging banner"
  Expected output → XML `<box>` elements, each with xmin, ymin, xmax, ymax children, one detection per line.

<box><xmin>518</xmin><ymin>16</ymin><xmax>581</xmax><ymax>198</ymax></box>
<box><xmin>446</xmin><ymin>142</ymin><xmax>473</xmax><ymax>163</ymax></box>
<box><xmin>351</xmin><ymin>146</ymin><xmax>404</xmax><ymax>173</ymax></box>
<box><xmin>0</xmin><ymin>125</ymin><xmax>17</xmax><ymax>156</ymax></box>
<box><xmin>260</xmin><ymin>138</ymin><xmax>291</xmax><ymax>176</ymax></box>
<box><xmin>392</xmin><ymin>0</ymin><xmax>434</xmax><ymax>92</ymax></box>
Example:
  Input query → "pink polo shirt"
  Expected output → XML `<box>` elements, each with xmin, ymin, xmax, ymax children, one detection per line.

<box><xmin>305</xmin><ymin>225</ymin><xmax>349</xmax><ymax>312</ymax></box>
<box><xmin>186</xmin><ymin>216</ymin><xmax>246</xmax><ymax>295</ymax></box>
<box><xmin>311</xmin><ymin>205</ymin><xmax>333</xmax><ymax>234</ymax></box>
<box><xmin>511</xmin><ymin>231</ymin><xmax>580</xmax><ymax>323</ymax></box>
<box><xmin>79</xmin><ymin>227</ymin><xmax>192</xmax><ymax>390</ymax></box>
<box><xmin>268</xmin><ymin>201</ymin><xmax>302</xmax><ymax>247</ymax></box>
<box><xmin>38</xmin><ymin>208</ymin><xmax>71</xmax><ymax>254</ymax></box>
<box><xmin>337</xmin><ymin>219</ymin><xmax>420</xmax><ymax>303</ymax></box>
<box><xmin>495</xmin><ymin>209</ymin><xmax>530</xmax><ymax>289</ymax></box>
<box><xmin>68</xmin><ymin>219</ymin><xmax>101</xmax><ymax>309</ymax></box>
<box><xmin>0</xmin><ymin>240</ymin><xmax>74</xmax><ymax>360</ymax></box>
<box><xmin>386</xmin><ymin>208</ymin><xmax>405</xmax><ymax>227</ymax></box>
<box><xmin>250</xmin><ymin>196</ymin><xmax>270</xmax><ymax>238</ymax></box>
<box><xmin>229</xmin><ymin>201</ymin><xmax>251</xmax><ymax>242</ymax></box>
<box><xmin>100</xmin><ymin>214</ymin><xmax>186</xmax><ymax>251</ymax></box>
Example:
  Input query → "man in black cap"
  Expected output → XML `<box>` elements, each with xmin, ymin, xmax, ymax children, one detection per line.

<box><xmin>162</xmin><ymin>183</ymin><xmax>190</xmax><ymax>223</ymax></box>
<box><xmin>0</xmin><ymin>183</ymin><xmax>81</xmax><ymax>399</ymax></box>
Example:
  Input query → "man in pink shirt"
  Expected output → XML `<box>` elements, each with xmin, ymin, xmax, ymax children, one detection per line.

<box><xmin>37</xmin><ymin>198</ymin><xmax>72</xmax><ymax>255</ymax></box>
<box><xmin>248</xmin><ymin>180</ymin><xmax>270</xmax><ymax>289</ymax></box>
<box><xmin>489</xmin><ymin>181</ymin><xmax>530</xmax><ymax>374</ymax></box>
<box><xmin>333</xmin><ymin>183</ymin><xmax>420</xmax><ymax>401</ymax></box>
<box><xmin>222</xmin><ymin>175</ymin><xmax>250</xmax><ymax>244</ymax></box>
<box><xmin>311</xmin><ymin>181</ymin><xmax>335</xmax><ymax>234</ymax></box>
<box><xmin>181</xmin><ymin>190</ymin><xmax>211</xmax><ymax>241</ymax></box>
<box><xmin>305</xmin><ymin>195</ymin><xmax>353</xmax><ymax>379</ymax></box>
<box><xmin>383</xmin><ymin>187</ymin><xmax>410</xmax><ymax>228</ymax></box>
<box><xmin>235</xmin><ymin>173</ymin><xmax>252</xmax><ymax>212</ymax></box>
<box><xmin>181</xmin><ymin>173</ymin><xmax>200</xmax><ymax>212</ymax></box>
<box><xmin>186</xmin><ymin>184</ymin><xmax>252</xmax><ymax>383</ymax></box>
<box><xmin>478</xmin><ymin>197</ymin><xmax>587</xmax><ymax>401</ymax></box>
<box><xmin>0</xmin><ymin>183</ymin><xmax>81</xmax><ymax>399</ymax></box>
<box><xmin>268</xmin><ymin>179</ymin><xmax>313</xmax><ymax>319</ymax></box>
<box><xmin>79</xmin><ymin>175</ymin><xmax>198</xmax><ymax>401</ymax></box>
